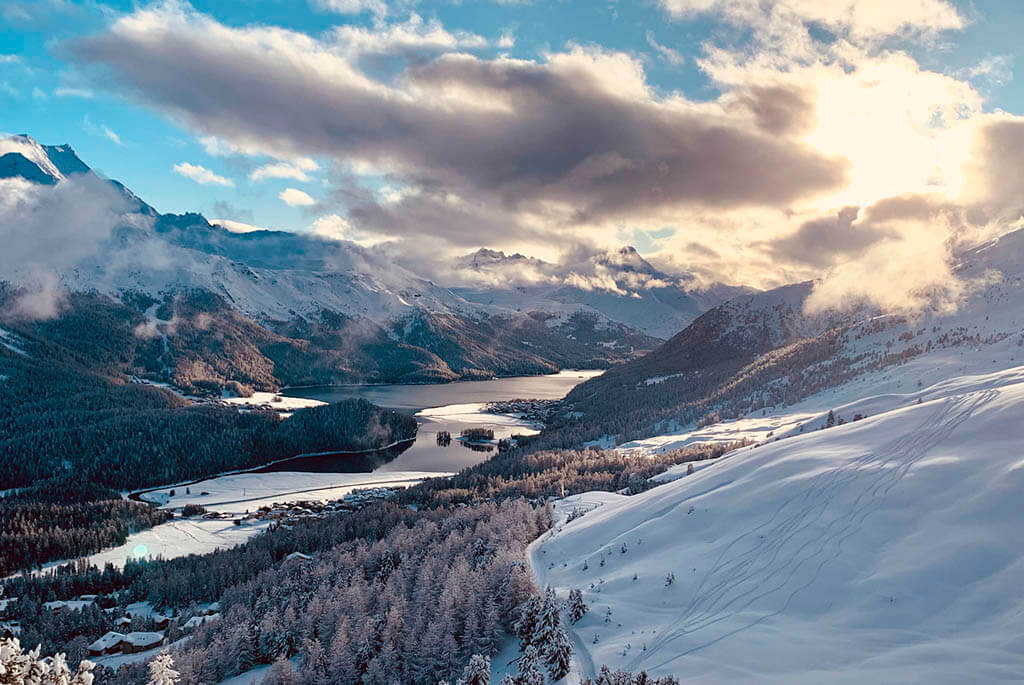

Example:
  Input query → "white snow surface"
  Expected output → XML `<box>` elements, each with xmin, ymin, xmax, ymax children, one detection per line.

<box><xmin>81</xmin><ymin>518</ymin><xmax>272</xmax><ymax>570</ymax></box>
<box><xmin>533</xmin><ymin>364</ymin><xmax>1024</xmax><ymax>683</ymax></box>
<box><xmin>140</xmin><ymin>470</ymin><xmax>443</xmax><ymax>513</ymax></box>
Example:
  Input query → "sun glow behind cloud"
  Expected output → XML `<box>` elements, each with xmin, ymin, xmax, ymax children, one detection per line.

<box><xmin>55</xmin><ymin>0</ymin><xmax>1024</xmax><ymax>314</ymax></box>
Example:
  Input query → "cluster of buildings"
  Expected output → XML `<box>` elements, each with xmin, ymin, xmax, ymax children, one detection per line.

<box><xmin>484</xmin><ymin>398</ymin><xmax>559</xmax><ymax>425</ymax></box>
<box><xmin>245</xmin><ymin>487</ymin><xmax>402</xmax><ymax>525</ymax></box>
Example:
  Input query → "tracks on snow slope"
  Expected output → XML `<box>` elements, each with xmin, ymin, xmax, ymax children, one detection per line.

<box><xmin>628</xmin><ymin>389</ymin><xmax>1000</xmax><ymax>672</ymax></box>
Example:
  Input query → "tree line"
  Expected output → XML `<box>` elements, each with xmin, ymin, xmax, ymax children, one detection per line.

<box><xmin>0</xmin><ymin>477</ymin><xmax>168</xmax><ymax>576</ymax></box>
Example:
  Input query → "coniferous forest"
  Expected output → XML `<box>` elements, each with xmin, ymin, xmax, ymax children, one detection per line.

<box><xmin>1</xmin><ymin>441</ymin><xmax>729</xmax><ymax>683</ymax></box>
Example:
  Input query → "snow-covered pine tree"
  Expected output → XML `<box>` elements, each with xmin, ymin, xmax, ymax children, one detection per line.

<box><xmin>459</xmin><ymin>653</ymin><xmax>491</xmax><ymax>685</ymax></box>
<box><xmin>514</xmin><ymin>645</ymin><xmax>547</xmax><ymax>685</ymax></box>
<box><xmin>567</xmin><ymin>589</ymin><xmax>587</xmax><ymax>624</ymax></box>
<box><xmin>513</xmin><ymin>595</ymin><xmax>541</xmax><ymax>647</ymax></box>
<box><xmin>0</xmin><ymin>637</ymin><xmax>95</xmax><ymax>685</ymax></box>
<box><xmin>262</xmin><ymin>657</ymin><xmax>298</xmax><ymax>685</ymax></box>
<box><xmin>301</xmin><ymin>637</ymin><xmax>330</xmax><ymax>685</ymax></box>
<box><xmin>147</xmin><ymin>651</ymin><xmax>180</xmax><ymax>685</ymax></box>
<box><xmin>237</xmin><ymin>622</ymin><xmax>259</xmax><ymax>673</ymax></box>
<box><xmin>545</xmin><ymin>627</ymin><xmax>572</xmax><ymax>681</ymax></box>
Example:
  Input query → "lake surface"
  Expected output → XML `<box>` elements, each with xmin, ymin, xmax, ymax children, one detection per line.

<box><xmin>284</xmin><ymin>370</ymin><xmax>603</xmax><ymax>473</ymax></box>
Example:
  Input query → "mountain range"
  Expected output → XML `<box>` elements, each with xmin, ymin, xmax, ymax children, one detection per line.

<box><xmin>0</xmin><ymin>135</ymin><xmax>742</xmax><ymax>392</ymax></box>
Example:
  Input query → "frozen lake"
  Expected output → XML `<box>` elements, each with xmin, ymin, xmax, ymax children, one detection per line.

<box><xmin>283</xmin><ymin>369</ymin><xmax>603</xmax><ymax>472</ymax></box>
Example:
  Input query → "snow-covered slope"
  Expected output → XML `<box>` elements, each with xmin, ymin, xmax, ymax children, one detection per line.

<box><xmin>534</xmin><ymin>363</ymin><xmax>1024</xmax><ymax>682</ymax></box>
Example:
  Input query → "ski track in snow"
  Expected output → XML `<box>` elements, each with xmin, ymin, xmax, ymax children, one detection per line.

<box><xmin>627</xmin><ymin>389</ymin><xmax>999</xmax><ymax>672</ymax></box>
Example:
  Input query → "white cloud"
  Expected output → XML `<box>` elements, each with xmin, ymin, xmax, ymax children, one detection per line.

<box><xmin>280</xmin><ymin>187</ymin><xmax>315</xmax><ymax>206</ymax></box>
<box><xmin>0</xmin><ymin>54</ymin><xmax>21</xmax><ymax>64</ymax></box>
<box><xmin>313</xmin><ymin>0</ymin><xmax>389</xmax><ymax>19</ymax></box>
<box><xmin>311</xmin><ymin>213</ymin><xmax>392</xmax><ymax>246</ymax></box>
<box><xmin>646</xmin><ymin>31</ymin><xmax>684</xmax><ymax>66</ymax></box>
<box><xmin>250</xmin><ymin>161</ymin><xmax>317</xmax><ymax>182</ymax></box>
<box><xmin>210</xmin><ymin>218</ymin><xmax>270</xmax><ymax>233</ymax></box>
<box><xmin>102</xmin><ymin>125</ymin><xmax>122</xmax><ymax>145</ymax></box>
<box><xmin>173</xmin><ymin>162</ymin><xmax>234</xmax><ymax>186</ymax></box>
<box><xmin>659</xmin><ymin>0</ymin><xmax>964</xmax><ymax>41</ymax></box>
<box><xmin>330</xmin><ymin>12</ymin><xmax>487</xmax><ymax>59</ymax></box>
<box><xmin>55</xmin><ymin>86</ymin><xmax>94</xmax><ymax>98</ymax></box>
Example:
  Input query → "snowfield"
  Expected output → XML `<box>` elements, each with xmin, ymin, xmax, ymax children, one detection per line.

<box><xmin>532</xmin><ymin>364</ymin><xmax>1024</xmax><ymax>683</ymax></box>
<box><xmin>140</xmin><ymin>470</ymin><xmax>445</xmax><ymax>513</ymax></box>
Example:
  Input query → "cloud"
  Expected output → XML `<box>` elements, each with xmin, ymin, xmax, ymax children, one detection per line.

<box><xmin>55</xmin><ymin>86</ymin><xmax>94</xmax><ymax>98</ymax></box>
<box><xmin>311</xmin><ymin>213</ymin><xmax>393</xmax><ymax>246</ymax></box>
<box><xmin>210</xmin><ymin>218</ymin><xmax>270</xmax><ymax>233</ymax></box>
<box><xmin>102</xmin><ymin>125</ymin><xmax>122</xmax><ymax>145</ymax></box>
<box><xmin>65</xmin><ymin>1</ymin><xmax>1024</xmax><ymax>316</ymax></box>
<box><xmin>173</xmin><ymin>162</ymin><xmax>234</xmax><ymax>186</ymax></box>
<box><xmin>331</xmin><ymin>12</ymin><xmax>487</xmax><ymax>60</ymax></box>
<box><xmin>312</xmin><ymin>0</ymin><xmax>390</xmax><ymax>19</ymax></box>
<box><xmin>0</xmin><ymin>55</ymin><xmax>21</xmax><ymax>64</ymax></box>
<box><xmin>71</xmin><ymin>4</ymin><xmax>845</xmax><ymax>233</ymax></box>
<box><xmin>250</xmin><ymin>161</ymin><xmax>317</xmax><ymax>182</ymax></box>
<box><xmin>0</xmin><ymin>174</ymin><xmax>130</xmax><ymax>319</ymax></box>
<box><xmin>646</xmin><ymin>31</ymin><xmax>683</xmax><ymax>66</ymax></box>
<box><xmin>280</xmin><ymin>187</ymin><xmax>315</xmax><ymax>206</ymax></box>
<box><xmin>767</xmin><ymin>206</ymin><xmax>894</xmax><ymax>268</ymax></box>
<box><xmin>659</xmin><ymin>0</ymin><xmax>964</xmax><ymax>41</ymax></box>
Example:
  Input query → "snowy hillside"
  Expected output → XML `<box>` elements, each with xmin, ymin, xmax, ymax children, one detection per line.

<box><xmin>533</xmin><ymin>363</ymin><xmax>1024</xmax><ymax>682</ymax></box>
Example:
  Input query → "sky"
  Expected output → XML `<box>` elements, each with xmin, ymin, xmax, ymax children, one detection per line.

<box><xmin>3</xmin><ymin>0</ymin><xmax>1024</xmax><ymax>310</ymax></box>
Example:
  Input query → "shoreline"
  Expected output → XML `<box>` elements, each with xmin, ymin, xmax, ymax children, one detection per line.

<box><xmin>127</xmin><ymin>436</ymin><xmax>417</xmax><ymax>504</ymax></box>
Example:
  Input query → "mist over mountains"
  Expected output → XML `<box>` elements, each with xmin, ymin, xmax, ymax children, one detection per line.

<box><xmin>0</xmin><ymin>134</ymin><xmax>743</xmax><ymax>390</ymax></box>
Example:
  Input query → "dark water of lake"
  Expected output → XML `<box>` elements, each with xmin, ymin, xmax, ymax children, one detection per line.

<box><xmin>283</xmin><ymin>370</ymin><xmax>602</xmax><ymax>473</ymax></box>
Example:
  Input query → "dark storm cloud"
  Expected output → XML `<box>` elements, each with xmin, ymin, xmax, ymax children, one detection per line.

<box><xmin>768</xmin><ymin>206</ymin><xmax>895</xmax><ymax>268</ymax></box>
<box><xmin>69</xmin><ymin>3</ymin><xmax>848</xmax><ymax>243</ymax></box>
<box><xmin>964</xmin><ymin>117</ymin><xmax>1024</xmax><ymax>219</ymax></box>
<box><xmin>734</xmin><ymin>84</ymin><xmax>817</xmax><ymax>136</ymax></box>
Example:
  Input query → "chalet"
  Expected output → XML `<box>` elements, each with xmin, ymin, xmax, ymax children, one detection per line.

<box><xmin>43</xmin><ymin>599</ymin><xmax>94</xmax><ymax>614</ymax></box>
<box><xmin>284</xmin><ymin>551</ymin><xmax>312</xmax><ymax>563</ymax></box>
<box><xmin>121</xmin><ymin>632</ymin><xmax>165</xmax><ymax>654</ymax></box>
<box><xmin>114</xmin><ymin>617</ymin><xmax>132</xmax><ymax>630</ymax></box>
<box><xmin>88</xmin><ymin>632</ymin><xmax>126</xmax><ymax>657</ymax></box>
<box><xmin>183</xmin><ymin>613</ymin><xmax>220</xmax><ymax>631</ymax></box>
<box><xmin>152</xmin><ymin>613</ymin><xmax>171</xmax><ymax>630</ymax></box>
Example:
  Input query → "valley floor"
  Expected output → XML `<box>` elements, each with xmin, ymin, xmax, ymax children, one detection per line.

<box><xmin>530</xmin><ymin>361</ymin><xmax>1024</xmax><ymax>683</ymax></box>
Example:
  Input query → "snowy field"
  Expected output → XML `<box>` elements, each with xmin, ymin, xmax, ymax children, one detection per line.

<box><xmin>18</xmin><ymin>471</ymin><xmax>447</xmax><ymax>573</ymax></box>
<box><xmin>81</xmin><ymin>518</ymin><xmax>272</xmax><ymax>570</ymax></box>
<box><xmin>419</xmin><ymin>402</ymin><xmax>542</xmax><ymax>434</ymax></box>
<box><xmin>530</xmin><ymin>363</ymin><xmax>1024</xmax><ymax>683</ymax></box>
<box><xmin>139</xmin><ymin>470</ymin><xmax>446</xmax><ymax>513</ymax></box>
<box><xmin>220</xmin><ymin>391</ymin><xmax>326</xmax><ymax>414</ymax></box>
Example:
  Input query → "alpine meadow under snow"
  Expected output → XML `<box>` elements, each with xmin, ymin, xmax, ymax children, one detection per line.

<box><xmin>3</xmin><ymin>0</ymin><xmax>1024</xmax><ymax>683</ymax></box>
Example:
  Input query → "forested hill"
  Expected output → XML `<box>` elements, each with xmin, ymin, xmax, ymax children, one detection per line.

<box><xmin>0</xmin><ymin>334</ymin><xmax>417</xmax><ymax>490</ymax></box>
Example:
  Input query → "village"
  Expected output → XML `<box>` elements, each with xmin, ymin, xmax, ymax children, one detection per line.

<box><xmin>0</xmin><ymin>594</ymin><xmax>222</xmax><ymax>664</ymax></box>
<box><xmin>483</xmin><ymin>398</ymin><xmax>561</xmax><ymax>425</ymax></box>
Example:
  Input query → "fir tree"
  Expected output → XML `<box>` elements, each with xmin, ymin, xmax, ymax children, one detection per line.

<box><xmin>567</xmin><ymin>589</ymin><xmax>587</xmax><ymax>624</ymax></box>
<box><xmin>147</xmin><ymin>651</ymin><xmax>180</xmax><ymax>685</ymax></box>
<box><xmin>459</xmin><ymin>654</ymin><xmax>491</xmax><ymax>685</ymax></box>
<box><xmin>236</xmin><ymin>622</ymin><xmax>259</xmax><ymax>673</ymax></box>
